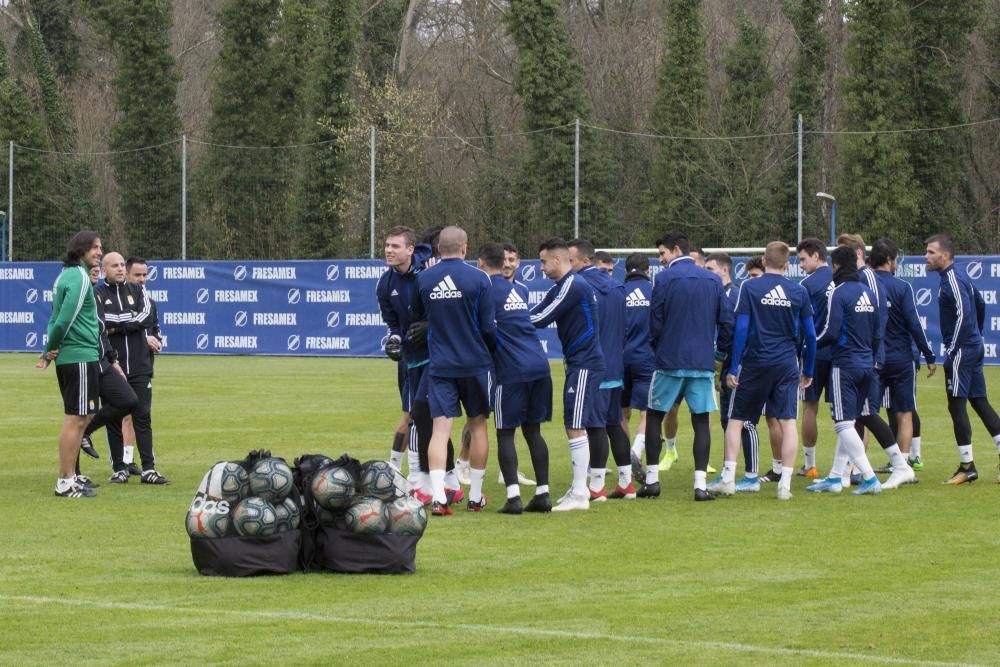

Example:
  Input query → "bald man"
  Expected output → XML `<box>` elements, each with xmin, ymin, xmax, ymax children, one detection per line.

<box><xmin>81</xmin><ymin>252</ymin><xmax>168</xmax><ymax>484</ymax></box>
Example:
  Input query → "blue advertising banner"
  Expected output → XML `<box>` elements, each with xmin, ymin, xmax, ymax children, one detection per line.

<box><xmin>2</xmin><ymin>256</ymin><xmax>998</xmax><ymax>363</ymax></box>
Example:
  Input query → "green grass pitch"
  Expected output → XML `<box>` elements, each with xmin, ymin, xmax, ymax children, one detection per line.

<box><xmin>2</xmin><ymin>353</ymin><xmax>999</xmax><ymax>665</ymax></box>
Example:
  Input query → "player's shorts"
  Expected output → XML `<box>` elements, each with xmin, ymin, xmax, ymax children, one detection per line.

<box><xmin>428</xmin><ymin>372</ymin><xmax>492</xmax><ymax>419</ymax></box>
<box><xmin>563</xmin><ymin>367</ymin><xmax>605</xmax><ymax>429</ymax></box>
<box><xmin>648</xmin><ymin>370</ymin><xmax>717</xmax><ymax>414</ymax></box>
<box><xmin>801</xmin><ymin>358</ymin><xmax>831</xmax><ymax>402</ymax></box>
<box><xmin>945</xmin><ymin>345</ymin><xmax>987</xmax><ymax>399</ymax></box>
<box><xmin>594</xmin><ymin>386</ymin><xmax>623</xmax><ymax>426</ymax></box>
<box><xmin>406</xmin><ymin>362</ymin><xmax>430</xmax><ymax>408</ymax></box>
<box><xmin>728</xmin><ymin>362</ymin><xmax>799</xmax><ymax>421</ymax></box>
<box><xmin>879</xmin><ymin>359</ymin><xmax>916</xmax><ymax>412</ymax></box>
<box><xmin>829</xmin><ymin>366</ymin><xmax>880</xmax><ymax>421</ymax></box>
<box><xmin>493</xmin><ymin>375</ymin><xmax>553</xmax><ymax>429</ymax></box>
<box><xmin>397</xmin><ymin>360</ymin><xmax>411</xmax><ymax>412</ymax></box>
<box><xmin>56</xmin><ymin>361</ymin><xmax>101</xmax><ymax>416</ymax></box>
<box><xmin>621</xmin><ymin>364</ymin><xmax>652</xmax><ymax>410</ymax></box>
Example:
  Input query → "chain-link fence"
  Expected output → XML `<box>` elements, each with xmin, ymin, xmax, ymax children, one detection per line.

<box><xmin>2</xmin><ymin>119</ymin><xmax>997</xmax><ymax>260</ymax></box>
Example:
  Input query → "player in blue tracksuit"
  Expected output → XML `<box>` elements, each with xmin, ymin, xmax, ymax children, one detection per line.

<box><xmin>478</xmin><ymin>243</ymin><xmax>552</xmax><ymax>514</ymax></box>
<box><xmin>413</xmin><ymin>226</ymin><xmax>496</xmax><ymax>515</ymax></box>
<box><xmin>868</xmin><ymin>239</ymin><xmax>937</xmax><ymax>488</ymax></box>
<box><xmin>796</xmin><ymin>238</ymin><xmax>834</xmax><ymax>478</ymax></box>
<box><xmin>806</xmin><ymin>246</ymin><xmax>886</xmax><ymax>495</ymax></box>
<box><xmin>530</xmin><ymin>238</ymin><xmax>605</xmax><ymax>511</ymax></box>
<box><xmin>621</xmin><ymin>254</ymin><xmax>657</xmax><ymax>478</ymax></box>
<box><xmin>708</xmin><ymin>242</ymin><xmax>815</xmax><ymax>500</ymax></box>
<box><xmin>569</xmin><ymin>239</ymin><xmax>634</xmax><ymax>501</ymax></box>
<box><xmin>643</xmin><ymin>232</ymin><xmax>731</xmax><ymax>501</ymax></box>
<box><xmin>925</xmin><ymin>234</ymin><xmax>1000</xmax><ymax>485</ymax></box>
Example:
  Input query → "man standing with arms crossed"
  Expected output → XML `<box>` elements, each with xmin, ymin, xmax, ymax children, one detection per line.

<box><xmin>416</xmin><ymin>226</ymin><xmax>496</xmax><ymax>515</ymax></box>
<box><xmin>36</xmin><ymin>231</ymin><xmax>103</xmax><ymax>498</ymax></box>
<box><xmin>925</xmin><ymin>234</ymin><xmax>1000</xmax><ymax>484</ymax></box>
<box><xmin>530</xmin><ymin>238</ymin><xmax>605</xmax><ymax>511</ymax></box>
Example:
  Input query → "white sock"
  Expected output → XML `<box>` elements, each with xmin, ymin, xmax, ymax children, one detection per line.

<box><xmin>617</xmin><ymin>465</ymin><xmax>631</xmax><ymax>488</ymax></box>
<box><xmin>407</xmin><ymin>449</ymin><xmax>421</xmax><ymax>480</ymax></box>
<box><xmin>429</xmin><ymin>469</ymin><xmax>447</xmax><ymax>504</ymax></box>
<box><xmin>993</xmin><ymin>433</ymin><xmax>1000</xmax><ymax>455</ymax></box>
<box><xmin>721</xmin><ymin>460</ymin><xmax>737</xmax><ymax>484</ymax></box>
<box><xmin>838</xmin><ymin>424</ymin><xmax>874</xmax><ymax>478</ymax></box>
<box><xmin>664</xmin><ymin>437</ymin><xmax>677</xmax><ymax>451</ymax></box>
<box><xmin>828</xmin><ymin>440</ymin><xmax>849</xmax><ymax>478</ymax></box>
<box><xmin>910</xmin><ymin>436</ymin><xmax>921</xmax><ymax>459</ymax></box>
<box><xmin>958</xmin><ymin>444</ymin><xmax>974</xmax><ymax>464</ymax></box>
<box><xmin>445</xmin><ymin>469</ymin><xmax>460</xmax><ymax>489</ymax></box>
<box><xmin>779</xmin><ymin>466</ymin><xmax>793</xmax><ymax>490</ymax></box>
<box><xmin>469</xmin><ymin>468</ymin><xmax>485</xmax><ymax>503</ymax></box>
<box><xmin>645</xmin><ymin>464</ymin><xmax>659</xmax><ymax>485</ymax></box>
<box><xmin>456</xmin><ymin>457</ymin><xmax>470</xmax><ymax>470</ymax></box>
<box><xmin>568</xmin><ymin>436</ymin><xmax>589</xmax><ymax>495</ymax></box>
<box><xmin>389</xmin><ymin>449</ymin><xmax>404</xmax><ymax>469</ymax></box>
<box><xmin>745</xmin><ymin>470</ymin><xmax>758</xmax><ymax>479</ymax></box>
<box><xmin>506</xmin><ymin>484</ymin><xmax>520</xmax><ymax>500</ymax></box>
<box><xmin>536</xmin><ymin>484</ymin><xmax>549</xmax><ymax>495</ymax></box>
<box><xmin>884</xmin><ymin>444</ymin><xmax>908</xmax><ymax>470</ymax></box>
<box><xmin>123</xmin><ymin>446</ymin><xmax>134</xmax><ymax>464</ymax></box>
<box><xmin>588</xmin><ymin>468</ymin><xmax>606</xmax><ymax>493</ymax></box>
<box><xmin>420</xmin><ymin>471</ymin><xmax>432</xmax><ymax>493</ymax></box>
<box><xmin>771</xmin><ymin>458</ymin><xmax>782</xmax><ymax>475</ymax></box>
<box><xmin>803</xmin><ymin>445</ymin><xmax>816</xmax><ymax>469</ymax></box>
<box><xmin>632</xmin><ymin>433</ymin><xmax>646</xmax><ymax>456</ymax></box>
<box><xmin>56</xmin><ymin>477</ymin><xmax>75</xmax><ymax>492</ymax></box>
<box><xmin>693</xmin><ymin>469</ymin><xmax>706</xmax><ymax>490</ymax></box>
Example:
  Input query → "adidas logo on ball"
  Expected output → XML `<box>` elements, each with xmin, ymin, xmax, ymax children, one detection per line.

<box><xmin>503</xmin><ymin>289</ymin><xmax>528</xmax><ymax>311</ymax></box>
<box><xmin>760</xmin><ymin>285</ymin><xmax>792</xmax><ymax>307</ymax></box>
<box><xmin>430</xmin><ymin>275</ymin><xmax>462</xmax><ymax>299</ymax></box>
<box><xmin>855</xmin><ymin>292</ymin><xmax>876</xmax><ymax>312</ymax></box>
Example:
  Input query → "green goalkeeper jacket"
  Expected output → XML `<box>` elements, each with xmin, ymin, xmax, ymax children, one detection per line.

<box><xmin>44</xmin><ymin>263</ymin><xmax>100</xmax><ymax>365</ymax></box>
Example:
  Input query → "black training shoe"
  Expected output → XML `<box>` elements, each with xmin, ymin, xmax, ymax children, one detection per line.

<box><xmin>498</xmin><ymin>496</ymin><xmax>523</xmax><ymax>514</ymax></box>
<box><xmin>108</xmin><ymin>470</ymin><xmax>129</xmax><ymax>484</ymax></box>
<box><xmin>126</xmin><ymin>463</ymin><xmax>141</xmax><ymax>477</ymax></box>
<box><xmin>694</xmin><ymin>488</ymin><xmax>716</xmax><ymax>502</ymax></box>
<box><xmin>80</xmin><ymin>435</ymin><xmax>99</xmax><ymax>459</ymax></box>
<box><xmin>759</xmin><ymin>470</ymin><xmax>782</xmax><ymax>483</ymax></box>
<box><xmin>943</xmin><ymin>463</ymin><xmax>978</xmax><ymax>485</ymax></box>
<box><xmin>873</xmin><ymin>462</ymin><xmax>894</xmax><ymax>474</ymax></box>
<box><xmin>75</xmin><ymin>474</ymin><xmax>100</xmax><ymax>489</ymax></box>
<box><xmin>140</xmin><ymin>469</ymin><xmax>170</xmax><ymax>485</ymax></box>
<box><xmin>467</xmin><ymin>495</ymin><xmax>488</xmax><ymax>512</ymax></box>
<box><xmin>55</xmin><ymin>482</ymin><xmax>96</xmax><ymax>498</ymax></box>
<box><xmin>637</xmin><ymin>481</ymin><xmax>661</xmax><ymax>498</ymax></box>
<box><xmin>524</xmin><ymin>492</ymin><xmax>552</xmax><ymax>513</ymax></box>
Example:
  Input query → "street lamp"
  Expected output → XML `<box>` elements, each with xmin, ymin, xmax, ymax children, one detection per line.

<box><xmin>816</xmin><ymin>192</ymin><xmax>836</xmax><ymax>247</ymax></box>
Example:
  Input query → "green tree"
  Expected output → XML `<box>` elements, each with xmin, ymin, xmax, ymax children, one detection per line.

<box><xmin>30</xmin><ymin>0</ymin><xmax>80</xmax><ymax>80</ymax></box>
<box><xmin>644</xmin><ymin>0</ymin><xmax>712</xmax><ymax>242</ymax></box>
<box><xmin>89</xmin><ymin>0</ymin><xmax>183</xmax><ymax>258</ymax></box>
<box><xmin>296</xmin><ymin>0</ymin><xmax>359</xmax><ymax>259</ymax></box>
<box><xmin>505</xmin><ymin>0</ymin><xmax>609</xmax><ymax>247</ymax></box>
<box><xmin>359</xmin><ymin>0</ymin><xmax>405</xmax><ymax>83</ymax></box>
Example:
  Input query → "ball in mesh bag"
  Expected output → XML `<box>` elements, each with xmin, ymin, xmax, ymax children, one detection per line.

<box><xmin>248</xmin><ymin>458</ymin><xmax>294</xmax><ymax>503</ymax></box>
<box><xmin>273</xmin><ymin>496</ymin><xmax>301</xmax><ymax>532</ymax></box>
<box><xmin>386</xmin><ymin>495</ymin><xmax>428</xmax><ymax>536</ymax></box>
<box><xmin>311</xmin><ymin>465</ymin><xmax>355</xmax><ymax>510</ymax></box>
<box><xmin>197</xmin><ymin>461</ymin><xmax>249</xmax><ymax>503</ymax></box>
<box><xmin>344</xmin><ymin>496</ymin><xmax>389</xmax><ymax>534</ymax></box>
<box><xmin>232</xmin><ymin>497</ymin><xmax>279</xmax><ymax>537</ymax></box>
<box><xmin>185</xmin><ymin>496</ymin><xmax>233</xmax><ymax>538</ymax></box>
<box><xmin>359</xmin><ymin>460</ymin><xmax>397</xmax><ymax>501</ymax></box>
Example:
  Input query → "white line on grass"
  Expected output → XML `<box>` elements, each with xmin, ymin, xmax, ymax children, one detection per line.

<box><xmin>1</xmin><ymin>594</ymin><xmax>981</xmax><ymax>666</ymax></box>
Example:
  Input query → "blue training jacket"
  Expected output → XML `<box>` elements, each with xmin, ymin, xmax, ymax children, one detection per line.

<box><xmin>936</xmin><ymin>262</ymin><xmax>986</xmax><ymax>358</ymax></box>
<box><xmin>800</xmin><ymin>265</ymin><xmax>834</xmax><ymax>362</ymax></box>
<box><xmin>873</xmin><ymin>269</ymin><xmax>935</xmax><ymax>366</ymax></box>
<box><xmin>376</xmin><ymin>243</ymin><xmax>434</xmax><ymax>367</ymax></box>
<box><xmin>576</xmin><ymin>266</ymin><xmax>626</xmax><ymax>385</ymax></box>
<box><xmin>816</xmin><ymin>279</ymin><xmax>881</xmax><ymax>369</ymax></box>
<box><xmin>490</xmin><ymin>275</ymin><xmax>550</xmax><ymax>385</ymax></box>
<box><xmin>622</xmin><ymin>274</ymin><xmax>655</xmax><ymax>376</ymax></box>
<box><xmin>530</xmin><ymin>271</ymin><xmax>605</xmax><ymax>371</ymax></box>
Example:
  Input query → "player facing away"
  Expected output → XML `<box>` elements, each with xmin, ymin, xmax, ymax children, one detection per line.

<box><xmin>415</xmin><ymin>226</ymin><xmax>496</xmax><ymax>515</ymax></box>
<box><xmin>529</xmin><ymin>238</ymin><xmax>606</xmax><ymax>511</ymax></box>
<box><xmin>868</xmin><ymin>239</ymin><xmax>936</xmax><ymax>488</ymax></box>
<box><xmin>708</xmin><ymin>242</ymin><xmax>815</xmax><ymax>500</ymax></box>
<box><xmin>925</xmin><ymin>234</ymin><xmax>1000</xmax><ymax>484</ymax></box>
<box><xmin>36</xmin><ymin>231</ymin><xmax>104</xmax><ymax>498</ymax></box>
<box><xmin>643</xmin><ymin>232</ymin><xmax>731</xmax><ymax>501</ymax></box>
<box><xmin>806</xmin><ymin>246</ymin><xmax>885</xmax><ymax>495</ymax></box>
<box><xmin>568</xmin><ymin>239</ymin><xmax>634</xmax><ymax>501</ymax></box>
<box><xmin>796</xmin><ymin>238</ymin><xmax>834</xmax><ymax>478</ymax></box>
<box><xmin>478</xmin><ymin>243</ymin><xmax>553</xmax><ymax>514</ymax></box>
<box><xmin>621</xmin><ymin>254</ymin><xmax>656</xmax><ymax>483</ymax></box>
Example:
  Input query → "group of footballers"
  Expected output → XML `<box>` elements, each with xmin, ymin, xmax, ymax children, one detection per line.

<box><xmin>377</xmin><ymin>225</ymin><xmax>1000</xmax><ymax>514</ymax></box>
<box><xmin>37</xmin><ymin>231</ymin><xmax>167</xmax><ymax>498</ymax></box>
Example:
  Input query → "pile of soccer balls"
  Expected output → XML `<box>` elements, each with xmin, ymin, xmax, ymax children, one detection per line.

<box><xmin>311</xmin><ymin>459</ymin><xmax>427</xmax><ymax>536</ymax></box>
<box><xmin>186</xmin><ymin>457</ymin><xmax>300</xmax><ymax>538</ymax></box>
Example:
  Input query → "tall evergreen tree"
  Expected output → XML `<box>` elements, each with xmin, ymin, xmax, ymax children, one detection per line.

<box><xmin>359</xmin><ymin>0</ymin><xmax>405</xmax><ymax>83</ymax></box>
<box><xmin>296</xmin><ymin>0</ymin><xmax>358</xmax><ymax>259</ymax></box>
<box><xmin>718</xmin><ymin>11</ymin><xmax>777</xmax><ymax>244</ymax></box>
<box><xmin>505</xmin><ymin>0</ymin><xmax>609</xmax><ymax>246</ymax></box>
<box><xmin>30</xmin><ymin>0</ymin><xmax>80</xmax><ymax>80</ymax></box>
<box><xmin>196</xmin><ymin>0</ymin><xmax>298</xmax><ymax>259</ymax></box>
<box><xmin>89</xmin><ymin>0</ymin><xmax>183</xmax><ymax>258</ymax></box>
<box><xmin>644</xmin><ymin>0</ymin><xmax>712</xmax><ymax>242</ymax></box>
<box><xmin>840</xmin><ymin>0</ymin><xmax>920</xmax><ymax>242</ymax></box>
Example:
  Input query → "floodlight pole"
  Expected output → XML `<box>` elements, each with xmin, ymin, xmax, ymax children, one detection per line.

<box><xmin>796</xmin><ymin>114</ymin><xmax>803</xmax><ymax>243</ymax></box>
<box><xmin>7</xmin><ymin>141</ymin><xmax>12</xmax><ymax>261</ymax></box>
<box><xmin>370</xmin><ymin>126</ymin><xmax>376</xmax><ymax>259</ymax></box>
<box><xmin>574</xmin><ymin>118</ymin><xmax>580</xmax><ymax>239</ymax></box>
<box><xmin>816</xmin><ymin>192</ymin><xmax>836</xmax><ymax>246</ymax></box>
<box><xmin>181</xmin><ymin>134</ymin><xmax>187</xmax><ymax>260</ymax></box>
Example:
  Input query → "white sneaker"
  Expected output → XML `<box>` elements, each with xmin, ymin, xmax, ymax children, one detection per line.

<box><xmin>882</xmin><ymin>465</ymin><xmax>916</xmax><ymax>490</ymax></box>
<box><xmin>456</xmin><ymin>465</ymin><xmax>471</xmax><ymax>486</ymax></box>
<box><xmin>497</xmin><ymin>471</ymin><xmax>536</xmax><ymax>486</ymax></box>
<box><xmin>706</xmin><ymin>478</ymin><xmax>735</xmax><ymax>497</ymax></box>
<box><xmin>552</xmin><ymin>491</ymin><xmax>589</xmax><ymax>512</ymax></box>
<box><xmin>777</xmin><ymin>486</ymin><xmax>792</xmax><ymax>501</ymax></box>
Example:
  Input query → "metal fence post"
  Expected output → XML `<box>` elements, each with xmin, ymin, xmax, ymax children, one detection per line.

<box><xmin>181</xmin><ymin>133</ymin><xmax>187</xmax><ymax>260</ymax></box>
<box><xmin>573</xmin><ymin>118</ymin><xmax>580</xmax><ymax>239</ymax></box>
<box><xmin>797</xmin><ymin>114</ymin><xmax>803</xmax><ymax>244</ymax></box>
<box><xmin>370</xmin><ymin>126</ymin><xmax>376</xmax><ymax>259</ymax></box>
<box><xmin>7</xmin><ymin>141</ymin><xmax>13</xmax><ymax>261</ymax></box>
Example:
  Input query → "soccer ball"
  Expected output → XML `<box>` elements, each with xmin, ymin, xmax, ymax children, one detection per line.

<box><xmin>344</xmin><ymin>496</ymin><xmax>389</xmax><ymax>534</ymax></box>
<box><xmin>311</xmin><ymin>465</ymin><xmax>355</xmax><ymax>510</ymax></box>
<box><xmin>248</xmin><ymin>458</ymin><xmax>294</xmax><ymax>503</ymax></box>
<box><xmin>232</xmin><ymin>497</ymin><xmax>279</xmax><ymax>537</ymax></box>
<box><xmin>359</xmin><ymin>460</ymin><xmax>397</xmax><ymax>501</ymax></box>
<box><xmin>317</xmin><ymin>507</ymin><xmax>350</xmax><ymax>530</ymax></box>
<box><xmin>273</xmin><ymin>496</ymin><xmax>301</xmax><ymax>532</ymax></box>
<box><xmin>196</xmin><ymin>461</ymin><xmax>249</xmax><ymax>503</ymax></box>
<box><xmin>386</xmin><ymin>496</ymin><xmax>428</xmax><ymax>536</ymax></box>
<box><xmin>185</xmin><ymin>495</ymin><xmax>232</xmax><ymax>538</ymax></box>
